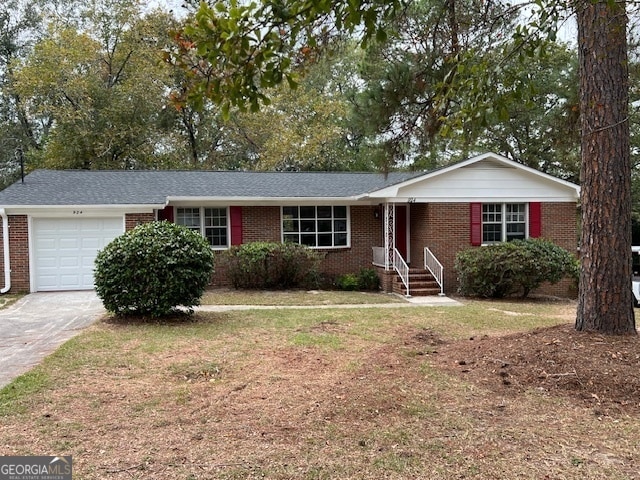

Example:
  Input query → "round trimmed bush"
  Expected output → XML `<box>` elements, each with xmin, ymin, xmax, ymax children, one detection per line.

<box><xmin>94</xmin><ymin>221</ymin><xmax>215</xmax><ymax>317</ymax></box>
<box><xmin>455</xmin><ymin>238</ymin><xmax>578</xmax><ymax>298</ymax></box>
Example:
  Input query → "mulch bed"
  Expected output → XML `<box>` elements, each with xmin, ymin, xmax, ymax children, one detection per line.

<box><xmin>430</xmin><ymin>323</ymin><xmax>640</xmax><ymax>416</ymax></box>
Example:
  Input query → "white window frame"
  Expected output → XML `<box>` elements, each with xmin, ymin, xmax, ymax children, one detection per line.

<box><xmin>175</xmin><ymin>206</ymin><xmax>229</xmax><ymax>249</ymax></box>
<box><xmin>281</xmin><ymin>205</ymin><xmax>350</xmax><ymax>249</ymax></box>
<box><xmin>482</xmin><ymin>203</ymin><xmax>528</xmax><ymax>244</ymax></box>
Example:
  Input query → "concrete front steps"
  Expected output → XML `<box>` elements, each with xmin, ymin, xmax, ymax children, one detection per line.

<box><xmin>392</xmin><ymin>268</ymin><xmax>442</xmax><ymax>297</ymax></box>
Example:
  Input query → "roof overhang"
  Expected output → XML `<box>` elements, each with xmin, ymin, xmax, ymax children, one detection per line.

<box><xmin>166</xmin><ymin>196</ymin><xmax>375</xmax><ymax>206</ymax></box>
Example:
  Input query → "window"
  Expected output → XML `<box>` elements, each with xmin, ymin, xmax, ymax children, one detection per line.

<box><xmin>176</xmin><ymin>207</ymin><xmax>228</xmax><ymax>248</ymax></box>
<box><xmin>482</xmin><ymin>203</ymin><xmax>526</xmax><ymax>243</ymax></box>
<box><xmin>282</xmin><ymin>206</ymin><xmax>349</xmax><ymax>248</ymax></box>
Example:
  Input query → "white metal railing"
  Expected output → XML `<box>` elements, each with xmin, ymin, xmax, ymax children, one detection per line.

<box><xmin>424</xmin><ymin>247</ymin><xmax>444</xmax><ymax>296</ymax></box>
<box><xmin>394</xmin><ymin>248</ymin><xmax>410</xmax><ymax>296</ymax></box>
<box><xmin>372</xmin><ymin>246</ymin><xmax>386</xmax><ymax>268</ymax></box>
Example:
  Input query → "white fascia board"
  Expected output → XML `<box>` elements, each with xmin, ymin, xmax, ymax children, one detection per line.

<box><xmin>390</xmin><ymin>196</ymin><xmax>579</xmax><ymax>203</ymax></box>
<box><xmin>358</xmin><ymin>152</ymin><xmax>580</xmax><ymax>199</ymax></box>
<box><xmin>4</xmin><ymin>204</ymin><xmax>163</xmax><ymax>216</ymax></box>
<box><xmin>166</xmin><ymin>196</ymin><xmax>370</xmax><ymax>206</ymax></box>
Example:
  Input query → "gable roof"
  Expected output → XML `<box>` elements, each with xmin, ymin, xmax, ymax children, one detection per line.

<box><xmin>0</xmin><ymin>169</ymin><xmax>423</xmax><ymax>207</ymax></box>
<box><xmin>362</xmin><ymin>152</ymin><xmax>580</xmax><ymax>202</ymax></box>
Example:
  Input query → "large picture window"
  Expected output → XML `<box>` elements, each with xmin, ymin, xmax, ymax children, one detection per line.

<box><xmin>482</xmin><ymin>203</ymin><xmax>526</xmax><ymax>243</ymax></box>
<box><xmin>176</xmin><ymin>207</ymin><xmax>228</xmax><ymax>248</ymax></box>
<box><xmin>282</xmin><ymin>206</ymin><xmax>349</xmax><ymax>248</ymax></box>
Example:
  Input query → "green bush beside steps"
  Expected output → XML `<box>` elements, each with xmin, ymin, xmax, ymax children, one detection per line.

<box><xmin>455</xmin><ymin>238</ymin><xmax>578</xmax><ymax>299</ymax></box>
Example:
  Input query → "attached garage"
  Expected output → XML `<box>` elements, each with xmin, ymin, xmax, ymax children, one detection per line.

<box><xmin>32</xmin><ymin>217</ymin><xmax>123</xmax><ymax>291</ymax></box>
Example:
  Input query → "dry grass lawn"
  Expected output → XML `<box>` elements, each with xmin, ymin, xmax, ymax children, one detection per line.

<box><xmin>0</xmin><ymin>295</ymin><xmax>639</xmax><ymax>479</ymax></box>
<box><xmin>200</xmin><ymin>288</ymin><xmax>405</xmax><ymax>306</ymax></box>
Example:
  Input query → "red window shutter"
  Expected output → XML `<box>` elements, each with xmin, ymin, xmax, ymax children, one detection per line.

<box><xmin>529</xmin><ymin>202</ymin><xmax>542</xmax><ymax>238</ymax></box>
<box><xmin>470</xmin><ymin>203</ymin><xmax>482</xmax><ymax>246</ymax></box>
<box><xmin>230</xmin><ymin>206</ymin><xmax>243</xmax><ymax>245</ymax></box>
<box><xmin>158</xmin><ymin>205</ymin><xmax>174</xmax><ymax>222</ymax></box>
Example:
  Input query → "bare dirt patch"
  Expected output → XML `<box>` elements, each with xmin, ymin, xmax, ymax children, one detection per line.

<box><xmin>432</xmin><ymin>322</ymin><xmax>640</xmax><ymax>416</ymax></box>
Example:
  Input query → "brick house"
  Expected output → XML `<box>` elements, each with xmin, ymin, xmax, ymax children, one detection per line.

<box><xmin>0</xmin><ymin>152</ymin><xmax>579</xmax><ymax>296</ymax></box>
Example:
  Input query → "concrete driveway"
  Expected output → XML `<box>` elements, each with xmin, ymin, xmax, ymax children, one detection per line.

<box><xmin>0</xmin><ymin>291</ymin><xmax>106</xmax><ymax>389</ymax></box>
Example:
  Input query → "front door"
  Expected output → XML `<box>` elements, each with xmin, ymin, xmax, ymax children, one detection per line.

<box><xmin>395</xmin><ymin>205</ymin><xmax>409</xmax><ymax>263</ymax></box>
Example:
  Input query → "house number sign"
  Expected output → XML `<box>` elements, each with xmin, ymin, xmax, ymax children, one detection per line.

<box><xmin>72</xmin><ymin>210</ymin><xmax>83</xmax><ymax>215</ymax></box>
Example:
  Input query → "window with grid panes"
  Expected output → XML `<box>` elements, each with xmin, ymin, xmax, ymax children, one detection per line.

<box><xmin>482</xmin><ymin>203</ymin><xmax>526</xmax><ymax>243</ymax></box>
<box><xmin>176</xmin><ymin>207</ymin><xmax>228</xmax><ymax>248</ymax></box>
<box><xmin>282</xmin><ymin>206</ymin><xmax>349</xmax><ymax>248</ymax></box>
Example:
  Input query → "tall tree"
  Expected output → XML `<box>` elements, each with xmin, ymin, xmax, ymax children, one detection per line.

<box><xmin>0</xmin><ymin>1</ymin><xmax>43</xmax><ymax>186</ymax></box>
<box><xmin>349</xmin><ymin>1</ymin><xmax>580</xmax><ymax>176</ymax></box>
<box><xmin>471</xmin><ymin>41</ymin><xmax>580</xmax><ymax>180</ymax></box>
<box><xmin>175</xmin><ymin>0</ymin><xmax>635</xmax><ymax>334</ymax></box>
<box><xmin>349</xmin><ymin>0</ymin><xmax>520</xmax><ymax>167</ymax></box>
<box><xmin>575</xmin><ymin>0</ymin><xmax>635</xmax><ymax>333</ymax></box>
<box><xmin>12</xmin><ymin>0</ymin><xmax>180</xmax><ymax>170</ymax></box>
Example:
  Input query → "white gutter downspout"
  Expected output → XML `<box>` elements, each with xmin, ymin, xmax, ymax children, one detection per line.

<box><xmin>0</xmin><ymin>209</ymin><xmax>10</xmax><ymax>293</ymax></box>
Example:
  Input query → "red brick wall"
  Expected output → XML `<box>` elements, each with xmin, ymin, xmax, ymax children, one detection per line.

<box><xmin>242</xmin><ymin>206</ymin><xmax>281</xmax><ymax>242</ymax></box>
<box><xmin>409</xmin><ymin>202</ymin><xmax>578</xmax><ymax>297</ymax></box>
<box><xmin>125</xmin><ymin>213</ymin><xmax>155</xmax><ymax>230</ymax></box>
<box><xmin>0</xmin><ymin>215</ymin><xmax>30</xmax><ymax>292</ymax></box>
<box><xmin>540</xmin><ymin>203</ymin><xmax>579</xmax><ymax>253</ymax></box>
<box><xmin>2</xmin><ymin>203</ymin><xmax>576</xmax><ymax>295</ymax></box>
<box><xmin>209</xmin><ymin>202</ymin><xmax>577</xmax><ymax>296</ymax></box>
<box><xmin>537</xmin><ymin>202</ymin><xmax>579</xmax><ymax>297</ymax></box>
<box><xmin>319</xmin><ymin>205</ymin><xmax>383</xmax><ymax>279</ymax></box>
<box><xmin>420</xmin><ymin>203</ymin><xmax>472</xmax><ymax>295</ymax></box>
<box><xmin>210</xmin><ymin>206</ymin><xmax>281</xmax><ymax>287</ymax></box>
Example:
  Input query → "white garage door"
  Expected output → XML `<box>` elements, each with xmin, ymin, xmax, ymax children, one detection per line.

<box><xmin>33</xmin><ymin>217</ymin><xmax>123</xmax><ymax>291</ymax></box>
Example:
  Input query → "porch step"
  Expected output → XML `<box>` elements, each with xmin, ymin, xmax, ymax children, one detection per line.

<box><xmin>392</xmin><ymin>268</ymin><xmax>442</xmax><ymax>297</ymax></box>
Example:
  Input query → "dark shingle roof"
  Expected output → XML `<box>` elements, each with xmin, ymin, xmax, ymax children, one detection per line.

<box><xmin>0</xmin><ymin>170</ymin><xmax>424</xmax><ymax>206</ymax></box>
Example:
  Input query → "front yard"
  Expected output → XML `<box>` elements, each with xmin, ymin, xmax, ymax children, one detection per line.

<box><xmin>200</xmin><ymin>288</ymin><xmax>406</xmax><ymax>306</ymax></box>
<box><xmin>0</xmin><ymin>294</ymin><xmax>638</xmax><ymax>479</ymax></box>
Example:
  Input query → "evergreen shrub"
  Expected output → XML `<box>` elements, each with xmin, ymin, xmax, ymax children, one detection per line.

<box><xmin>335</xmin><ymin>273</ymin><xmax>359</xmax><ymax>291</ymax></box>
<box><xmin>226</xmin><ymin>242</ymin><xmax>321</xmax><ymax>289</ymax></box>
<box><xmin>455</xmin><ymin>238</ymin><xmax>578</xmax><ymax>298</ymax></box>
<box><xmin>94</xmin><ymin>221</ymin><xmax>215</xmax><ymax>317</ymax></box>
<box><xmin>336</xmin><ymin>268</ymin><xmax>380</xmax><ymax>291</ymax></box>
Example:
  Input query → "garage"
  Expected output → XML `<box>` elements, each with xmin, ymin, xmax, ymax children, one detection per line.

<box><xmin>32</xmin><ymin>217</ymin><xmax>123</xmax><ymax>291</ymax></box>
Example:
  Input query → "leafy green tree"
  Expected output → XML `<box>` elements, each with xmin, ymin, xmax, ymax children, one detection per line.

<box><xmin>173</xmin><ymin>0</ymin><xmax>401</xmax><ymax>116</ymax></box>
<box><xmin>470</xmin><ymin>41</ymin><xmax>580</xmax><ymax>181</ymax></box>
<box><xmin>349</xmin><ymin>0</ymin><xmax>519</xmax><ymax>167</ymax></box>
<box><xmin>12</xmin><ymin>1</ymin><xmax>177</xmax><ymax>170</ymax></box>
<box><xmin>222</xmin><ymin>41</ymin><xmax>375</xmax><ymax>171</ymax></box>
<box><xmin>347</xmin><ymin>1</ymin><xmax>580</xmax><ymax>177</ymax></box>
<box><xmin>0</xmin><ymin>1</ymin><xmax>43</xmax><ymax>187</ymax></box>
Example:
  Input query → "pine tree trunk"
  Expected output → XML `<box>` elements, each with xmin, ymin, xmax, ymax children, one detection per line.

<box><xmin>575</xmin><ymin>0</ymin><xmax>636</xmax><ymax>334</ymax></box>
